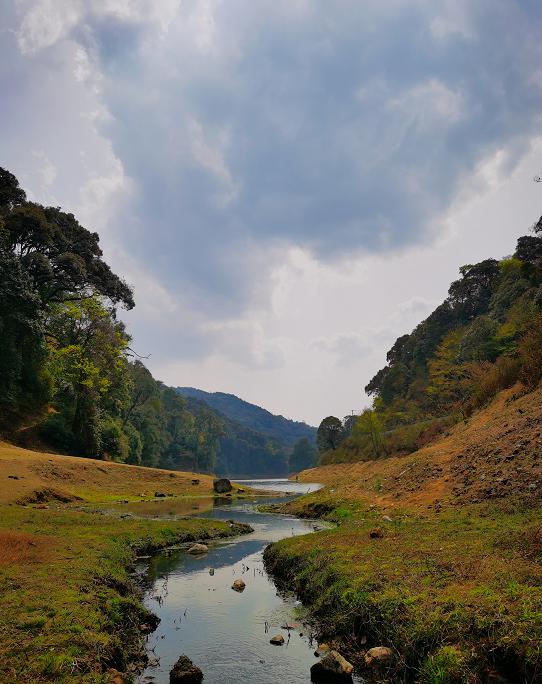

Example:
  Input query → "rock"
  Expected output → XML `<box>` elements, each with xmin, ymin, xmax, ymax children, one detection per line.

<box><xmin>231</xmin><ymin>578</ymin><xmax>246</xmax><ymax>592</ymax></box>
<box><xmin>191</xmin><ymin>479</ymin><xmax>200</xmax><ymax>485</ymax></box>
<box><xmin>209</xmin><ymin>568</ymin><xmax>215</xmax><ymax>575</ymax></box>
<box><xmin>310</xmin><ymin>650</ymin><xmax>354</xmax><ymax>681</ymax></box>
<box><xmin>364</xmin><ymin>646</ymin><xmax>393</xmax><ymax>667</ymax></box>
<box><xmin>107</xmin><ymin>668</ymin><xmax>125</xmax><ymax>684</ymax></box>
<box><xmin>187</xmin><ymin>543</ymin><xmax>208</xmax><ymax>555</ymax></box>
<box><xmin>382</xmin><ymin>515</ymin><xmax>393</xmax><ymax>522</ymax></box>
<box><xmin>369</xmin><ymin>527</ymin><xmax>384</xmax><ymax>539</ymax></box>
<box><xmin>270</xmin><ymin>634</ymin><xmax>285</xmax><ymax>645</ymax></box>
<box><xmin>213</xmin><ymin>478</ymin><xmax>232</xmax><ymax>494</ymax></box>
<box><xmin>237</xmin><ymin>488</ymin><xmax>245</xmax><ymax>493</ymax></box>
<box><xmin>169</xmin><ymin>655</ymin><xmax>203</xmax><ymax>683</ymax></box>
<box><xmin>154</xmin><ymin>491</ymin><xmax>167</xmax><ymax>498</ymax></box>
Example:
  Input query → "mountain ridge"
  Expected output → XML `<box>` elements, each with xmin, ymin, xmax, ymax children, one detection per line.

<box><xmin>176</xmin><ymin>387</ymin><xmax>316</xmax><ymax>448</ymax></box>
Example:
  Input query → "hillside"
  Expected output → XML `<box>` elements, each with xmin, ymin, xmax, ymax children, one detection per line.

<box><xmin>296</xmin><ymin>383</ymin><xmax>542</xmax><ymax>511</ymax></box>
<box><xmin>320</xmin><ymin>217</ymin><xmax>542</xmax><ymax>466</ymax></box>
<box><xmin>182</xmin><ymin>395</ymin><xmax>290</xmax><ymax>478</ymax></box>
<box><xmin>0</xmin><ymin>440</ymin><xmax>225</xmax><ymax>504</ymax></box>
<box><xmin>177</xmin><ymin>387</ymin><xmax>316</xmax><ymax>448</ymax></box>
<box><xmin>266</xmin><ymin>384</ymin><xmax>542</xmax><ymax>682</ymax></box>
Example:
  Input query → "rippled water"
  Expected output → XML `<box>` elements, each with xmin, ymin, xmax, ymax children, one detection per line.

<box><xmin>136</xmin><ymin>480</ymin><xmax>362</xmax><ymax>684</ymax></box>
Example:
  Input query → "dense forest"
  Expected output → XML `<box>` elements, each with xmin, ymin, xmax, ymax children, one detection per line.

<box><xmin>177</xmin><ymin>388</ymin><xmax>316</xmax><ymax>447</ymax></box>
<box><xmin>318</xmin><ymin>217</ymin><xmax>542</xmax><ymax>464</ymax></box>
<box><xmin>0</xmin><ymin>167</ymin><xmax>227</xmax><ymax>472</ymax></box>
<box><xmin>178</xmin><ymin>387</ymin><xmax>317</xmax><ymax>476</ymax></box>
<box><xmin>0</xmin><ymin>167</ymin><xmax>317</xmax><ymax>476</ymax></box>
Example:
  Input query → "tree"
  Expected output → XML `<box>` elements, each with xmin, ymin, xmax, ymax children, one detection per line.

<box><xmin>352</xmin><ymin>409</ymin><xmax>386</xmax><ymax>459</ymax></box>
<box><xmin>0</xmin><ymin>248</ymin><xmax>51</xmax><ymax>429</ymax></box>
<box><xmin>317</xmin><ymin>416</ymin><xmax>343</xmax><ymax>452</ymax></box>
<box><xmin>289</xmin><ymin>437</ymin><xmax>317</xmax><ymax>473</ymax></box>
<box><xmin>0</xmin><ymin>167</ymin><xmax>26</xmax><ymax>212</ymax></box>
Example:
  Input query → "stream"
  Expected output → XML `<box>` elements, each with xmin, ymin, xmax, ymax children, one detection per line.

<box><xmin>135</xmin><ymin>479</ymin><xmax>363</xmax><ymax>684</ymax></box>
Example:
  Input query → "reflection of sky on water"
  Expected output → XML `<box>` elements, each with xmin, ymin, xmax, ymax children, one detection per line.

<box><xmin>137</xmin><ymin>483</ymin><xmax>360</xmax><ymax>684</ymax></box>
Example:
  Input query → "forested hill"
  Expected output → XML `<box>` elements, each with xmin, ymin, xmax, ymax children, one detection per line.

<box><xmin>180</xmin><ymin>395</ymin><xmax>291</xmax><ymax>478</ymax></box>
<box><xmin>317</xmin><ymin>215</ymin><xmax>542</xmax><ymax>464</ymax></box>
<box><xmin>0</xmin><ymin>166</ymin><xmax>311</xmax><ymax>478</ymax></box>
<box><xmin>177</xmin><ymin>388</ymin><xmax>316</xmax><ymax>448</ymax></box>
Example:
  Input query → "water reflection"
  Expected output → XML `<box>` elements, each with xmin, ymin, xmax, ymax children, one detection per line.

<box><xmin>136</xmin><ymin>481</ymin><xmax>359</xmax><ymax>684</ymax></box>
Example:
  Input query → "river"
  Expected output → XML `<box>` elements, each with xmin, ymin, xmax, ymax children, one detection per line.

<box><xmin>135</xmin><ymin>479</ymin><xmax>362</xmax><ymax>684</ymax></box>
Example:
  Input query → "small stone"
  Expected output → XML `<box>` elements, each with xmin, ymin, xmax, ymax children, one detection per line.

<box><xmin>169</xmin><ymin>655</ymin><xmax>203</xmax><ymax>683</ymax></box>
<box><xmin>382</xmin><ymin>515</ymin><xmax>393</xmax><ymax>522</ymax></box>
<box><xmin>369</xmin><ymin>527</ymin><xmax>384</xmax><ymax>539</ymax></box>
<box><xmin>209</xmin><ymin>568</ymin><xmax>215</xmax><ymax>575</ymax></box>
<box><xmin>364</xmin><ymin>646</ymin><xmax>393</xmax><ymax>667</ymax></box>
<box><xmin>154</xmin><ymin>491</ymin><xmax>167</xmax><ymax>498</ymax></box>
<box><xmin>187</xmin><ymin>543</ymin><xmax>208</xmax><ymax>555</ymax></box>
<box><xmin>231</xmin><ymin>578</ymin><xmax>246</xmax><ymax>592</ymax></box>
<box><xmin>270</xmin><ymin>634</ymin><xmax>285</xmax><ymax>645</ymax></box>
<box><xmin>311</xmin><ymin>650</ymin><xmax>354</xmax><ymax>681</ymax></box>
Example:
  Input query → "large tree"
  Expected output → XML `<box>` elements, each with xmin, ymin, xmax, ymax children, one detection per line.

<box><xmin>317</xmin><ymin>416</ymin><xmax>343</xmax><ymax>452</ymax></box>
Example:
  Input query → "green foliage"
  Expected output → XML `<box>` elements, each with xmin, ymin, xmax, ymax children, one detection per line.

<box><xmin>317</xmin><ymin>416</ymin><xmax>343</xmax><ymax>452</ymax></box>
<box><xmin>0</xmin><ymin>167</ymin><xmax>234</xmax><ymax>474</ymax></box>
<box><xmin>355</xmin><ymin>216</ymin><xmax>542</xmax><ymax>463</ymax></box>
<box><xmin>419</xmin><ymin>646</ymin><xmax>467</xmax><ymax>684</ymax></box>
<box><xmin>177</xmin><ymin>387</ymin><xmax>316</xmax><ymax>448</ymax></box>
<box><xmin>289</xmin><ymin>437</ymin><xmax>318</xmax><ymax>473</ymax></box>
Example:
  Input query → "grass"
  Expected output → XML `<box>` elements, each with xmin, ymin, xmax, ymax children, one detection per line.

<box><xmin>0</xmin><ymin>504</ymin><xmax>248</xmax><ymax>683</ymax></box>
<box><xmin>264</xmin><ymin>496</ymin><xmax>542</xmax><ymax>683</ymax></box>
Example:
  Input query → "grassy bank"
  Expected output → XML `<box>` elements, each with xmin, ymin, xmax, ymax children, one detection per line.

<box><xmin>264</xmin><ymin>494</ymin><xmax>542</xmax><ymax>683</ymax></box>
<box><xmin>0</xmin><ymin>504</ymin><xmax>250</xmax><ymax>683</ymax></box>
<box><xmin>0</xmin><ymin>437</ymin><xmax>258</xmax><ymax>684</ymax></box>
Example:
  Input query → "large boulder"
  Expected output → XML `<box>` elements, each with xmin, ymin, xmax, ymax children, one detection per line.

<box><xmin>213</xmin><ymin>478</ymin><xmax>232</xmax><ymax>494</ymax></box>
<box><xmin>231</xmin><ymin>578</ymin><xmax>246</xmax><ymax>592</ymax></box>
<box><xmin>187</xmin><ymin>543</ymin><xmax>208</xmax><ymax>555</ymax></box>
<box><xmin>170</xmin><ymin>655</ymin><xmax>203</xmax><ymax>683</ymax></box>
<box><xmin>364</xmin><ymin>646</ymin><xmax>393</xmax><ymax>667</ymax></box>
<box><xmin>270</xmin><ymin>634</ymin><xmax>285</xmax><ymax>645</ymax></box>
<box><xmin>310</xmin><ymin>650</ymin><xmax>354</xmax><ymax>682</ymax></box>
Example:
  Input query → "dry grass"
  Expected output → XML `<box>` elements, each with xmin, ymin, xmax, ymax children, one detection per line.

<box><xmin>0</xmin><ymin>441</ymin><xmax>249</xmax><ymax>504</ymax></box>
<box><xmin>0</xmin><ymin>531</ymin><xmax>55</xmax><ymax>567</ymax></box>
<box><xmin>297</xmin><ymin>384</ymin><xmax>542</xmax><ymax>512</ymax></box>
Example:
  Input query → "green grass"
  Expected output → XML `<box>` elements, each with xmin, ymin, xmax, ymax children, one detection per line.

<box><xmin>0</xmin><ymin>505</ymin><xmax>246</xmax><ymax>683</ymax></box>
<box><xmin>264</xmin><ymin>497</ymin><xmax>542</xmax><ymax>683</ymax></box>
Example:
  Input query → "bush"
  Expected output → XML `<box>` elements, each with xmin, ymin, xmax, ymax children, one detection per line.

<box><xmin>518</xmin><ymin>313</ymin><xmax>542</xmax><ymax>389</ymax></box>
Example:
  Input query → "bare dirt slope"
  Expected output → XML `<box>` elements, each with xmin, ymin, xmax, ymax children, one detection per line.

<box><xmin>0</xmin><ymin>441</ymin><xmax>220</xmax><ymax>504</ymax></box>
<box><xmin>300</xmin><ymin>385</ymin><xmax>542</xmax><ymax>511</ymax></box>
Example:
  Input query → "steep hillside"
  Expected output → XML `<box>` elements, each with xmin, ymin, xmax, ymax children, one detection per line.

<box><xmin>177</xmin><ymin>387</ymin><xmax>316</xmax><ymax>447</ymax></box>
<box><xmin>297</xmin><ymin>383</ymin><xmax>542</xmax><ymax>512</ymax></box>
<box><xmin>322</xmin><ymin>218</ymin><xmax>542</xmax><ymax>465</ymax></box>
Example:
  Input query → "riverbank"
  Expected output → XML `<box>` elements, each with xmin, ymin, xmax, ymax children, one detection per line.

<box><xmin>264</xmin><ymin>389</ymin><xmax>542</xmax><ymax>683</ymax></box>
<box><xmin>0</xmin><ymin>503</ymin><xmax>252</xmax><ymax>683</ymax></box>
<box><xmin>265</xmin><ymin>499</ymin><xmax>542</xmax><ymax>682</ymax></box>
<box><xmin>0</xmin><ymin>441</ymin><xmax>259</xmax><ymax>683</ymax></box>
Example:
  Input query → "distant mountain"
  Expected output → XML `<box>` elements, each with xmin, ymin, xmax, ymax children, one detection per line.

<box><xmin>177</xmin><ymin>388</ymin><xmax>316</xmax><ymax>448</ymax></box>
<box><xmin>176</xmin><ymin>388</ymin><xmax>316</xmax><ymax>478</ymax></box>
<box><xmin>180</xmin><ymin>395</ymin><xmax>289</xmax><ymax>478</ymax></box>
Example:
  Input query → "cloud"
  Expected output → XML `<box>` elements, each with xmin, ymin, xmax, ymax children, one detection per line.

<box><xmin>2</xmin><ymin>0</ymin><xmax>542</xmax><ymax>380</ymax></box>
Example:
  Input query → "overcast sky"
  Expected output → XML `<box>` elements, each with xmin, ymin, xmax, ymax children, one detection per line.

<box><xmin>2</xmin><ymin>1</ymin><xmax>542</xmax><ymax>425</ymax></box>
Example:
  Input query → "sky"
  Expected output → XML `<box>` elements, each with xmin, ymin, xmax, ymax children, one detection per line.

<box><xmin>1</xmin><ymin>0</ymin><xmax>542</xmax><ymax>426</ymax></box>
